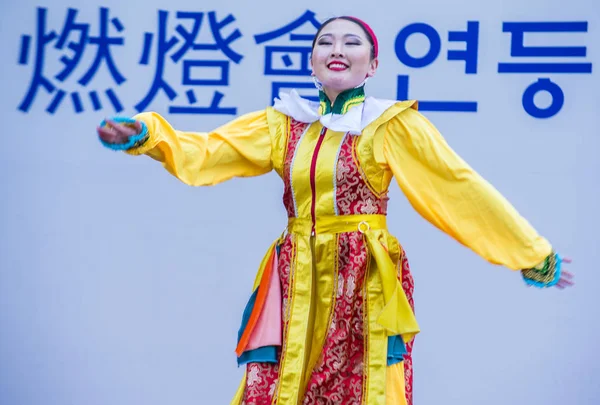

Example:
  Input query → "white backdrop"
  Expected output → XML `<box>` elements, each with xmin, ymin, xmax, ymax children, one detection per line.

<box><xmin>1</xmin><ymin>0</ymin><xmax>599</xmax><ymax>404</ymax></box>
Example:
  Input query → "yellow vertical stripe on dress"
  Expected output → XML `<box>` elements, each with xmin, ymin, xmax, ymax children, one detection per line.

<box><xmin>313</xmin><ymin>129</ymin><xmax>346</xmax><ymax>217</ymax></box>
<box><xmin>299</xmin><ymin>129</ymin><xmax>347</xmax><ymax>387</ymax></box>
<box><xmin>275</xmin><ymin>235</ymin><xmax>312</xmax><ymax>404</ymax></box>
<box><xmin>363</xmin><ymin>230</ymin><xmax>388</xmax><ymax>405</ymax></box>
<box><xmin>302</xmin><ymin>232</ymin><xmax>338</xmax><ymax>388</ymax></box>
<box><xmin>272</xmin><ymin>236</ymin><xmax>298</xmax><ymax>405</ymax></box>
<box><xmin>290</xmin><ymin>124</ymin><xmax>320</xmax><ymax>219</ymax></box>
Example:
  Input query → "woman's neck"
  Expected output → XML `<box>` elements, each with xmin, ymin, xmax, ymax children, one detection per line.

<box><xmin>324</xmin><ymin>89</ymin><xmax>341</xmax><ymax>106</ymax></box>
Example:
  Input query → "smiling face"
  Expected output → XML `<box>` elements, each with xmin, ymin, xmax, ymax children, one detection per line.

<box><xmin>311</xmin><ymin>18</ymin><xmax>378</xmax><ymax>103</ymax></box>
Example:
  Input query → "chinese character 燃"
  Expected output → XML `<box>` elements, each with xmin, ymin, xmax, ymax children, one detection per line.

<box><xmin>18</xmin><ymin>7</ymin><xmax>127</xmax><ymax>114</ymax></box>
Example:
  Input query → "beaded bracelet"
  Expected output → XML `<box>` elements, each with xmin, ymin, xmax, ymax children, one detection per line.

<box><xmin>99</xmin><ymin>116</ymin><xmax>149</xmax><ymax>151</ymax></box>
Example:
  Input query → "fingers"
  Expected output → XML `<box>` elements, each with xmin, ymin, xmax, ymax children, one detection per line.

<box><xmin>105</xmin><ymin>119</ymin><xmax>141</xmax><ymax>137</ymax></box>
<box><xmin>555</xmin><ymin>276</ymin><xmax>574</xmax><ymax>289</ymax></box>
<box><xmin>134</xmin><ymin>120</ymin><xmax>143</xmax><ymax>134</ymax></box>
<box><xmin>98</xmin><ymin>119</ymin><xmax>143</xmax><ymax>145</ymax></box>
<box><xmin>556</xmin><ymin>259</ymin><xmax>574</xmax><ymax>290</ymax></box>
<box><xmin>97</xmin><ymin>126</ymin><xmax>125</xmax><ymax>144</ymax></box>
<box><xmin>561</xmin><ymin>276</ymin><xmax>574</xmax><ymax>286</ymax></box>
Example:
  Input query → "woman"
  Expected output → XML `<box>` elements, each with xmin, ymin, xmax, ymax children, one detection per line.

<box><xmin>97</xmin><ymin>16</ymin><xmax>573</xmax><ymax>405</ymax></box>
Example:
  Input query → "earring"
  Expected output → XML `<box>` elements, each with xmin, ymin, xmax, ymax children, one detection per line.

<box><xmin>312</xmin><ymin>75</ymin><xmax>323</xmax><ymax>91</ymax></box>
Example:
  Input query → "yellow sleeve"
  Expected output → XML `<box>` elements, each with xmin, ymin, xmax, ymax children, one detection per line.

<box><xmin>382</xmin><ymin>107</ymin><xmax>552</xmax><ymax>270</ymax></box>
<box><xmin>125</xmin><ymin>109</ymin><xmax>278</xmax><ymax>186</ymax></box>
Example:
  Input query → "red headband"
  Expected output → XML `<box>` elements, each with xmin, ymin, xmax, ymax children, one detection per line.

<box><xmin>343</xmin><ymin>16</ymin><xmax>379</xmax><ymax>58</ymax></box>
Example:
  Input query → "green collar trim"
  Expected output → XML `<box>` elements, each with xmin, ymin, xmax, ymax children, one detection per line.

<box><xmin>318</xmin><ymin>86</ymin><xmax>366</xmax><ymax>115</ymax></box>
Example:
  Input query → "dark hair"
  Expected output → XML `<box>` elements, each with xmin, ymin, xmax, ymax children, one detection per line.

<box><xmin>311</xmin><ymin>17</ymin><xmax>376</xmax><ymax>60</ymax></box>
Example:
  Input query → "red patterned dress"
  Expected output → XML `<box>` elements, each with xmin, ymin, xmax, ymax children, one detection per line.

<box><xmin>238</xmin><ymin>117</ymin><xmax>417</xmax><ymax>405</ymax></box>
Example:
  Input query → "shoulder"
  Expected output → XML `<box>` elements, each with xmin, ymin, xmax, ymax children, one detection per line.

<box><xmin>362</xmin><ymin>98</ymin><xmax>418</xmax><ymax>131</ymax></box>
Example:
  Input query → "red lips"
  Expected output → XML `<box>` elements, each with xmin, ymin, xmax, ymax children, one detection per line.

<box><xmin>327</xmin><ymin>61</ymin><xmax>349</xmax><ymax>71</ymax></box>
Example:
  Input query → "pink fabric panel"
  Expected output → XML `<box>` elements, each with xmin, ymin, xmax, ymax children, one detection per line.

<box><xmin>246</xmin><ymin>254</ymin><xmax>282</xmax><ymax>350</ymax></box>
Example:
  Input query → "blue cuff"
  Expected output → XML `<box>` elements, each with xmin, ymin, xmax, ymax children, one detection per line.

<box><xmin>99</xmin><ymin>116</ymin><xmax>148</xmax><ymax>151</ymax></box>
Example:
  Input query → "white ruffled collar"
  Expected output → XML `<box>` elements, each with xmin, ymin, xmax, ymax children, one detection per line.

<box><xmin>272</xmin><ymin>90</ymin><xmax>396</xmax><ymax>135</ymax></box>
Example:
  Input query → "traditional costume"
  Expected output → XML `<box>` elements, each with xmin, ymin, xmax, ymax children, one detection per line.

<box><xmin>103</xmin><ymin>82</ymin><xmax>561</xmax><ymax>404</ymax></box>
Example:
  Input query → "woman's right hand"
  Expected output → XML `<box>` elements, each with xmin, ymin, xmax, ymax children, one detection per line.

<box><xmin>97</xmin><ymin>119</ymin><xmax>143</xmax><ymax>145</ymax></box>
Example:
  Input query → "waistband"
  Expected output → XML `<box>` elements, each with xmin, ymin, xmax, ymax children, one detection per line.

<box><xmin>287</xmin><ymin>214</ymin><xmax>387</xmax><ymax>236</ymax></box>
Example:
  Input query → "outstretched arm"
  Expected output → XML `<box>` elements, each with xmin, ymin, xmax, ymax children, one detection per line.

<box><xmin>97</xmin><ymin>109</ymin><xmax>277</xmax><ymax>187</ymax></box>
<box><xmin>381</xmin><ymin>107</ymin><xmax>572</xmax><ymax>288</ymax></box>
